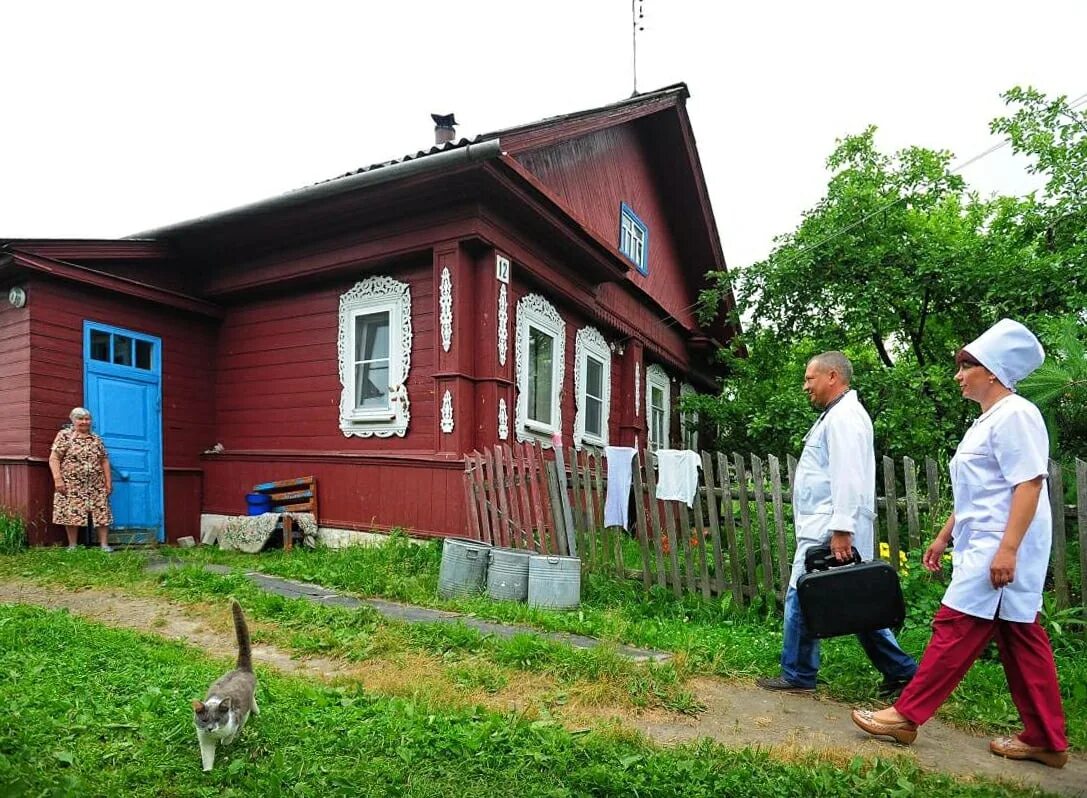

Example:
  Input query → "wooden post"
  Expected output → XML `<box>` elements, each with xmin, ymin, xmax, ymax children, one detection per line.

<box><xmin>576</xmin><ymin>447</ymin><xmax>597</xmax><ymax>568</ymax></box>
<box><xmin>525</xmin><ymin>444</ymin><xmax>549</xmax><ymax>552</ymax></box>
<box><xmin>493</xmin><ymin>445</ymin><xmax>512</xmax><ymax>548</ymax></box>
<box><xmin>733</xmin><ymin>453</ymin><xmax>757</xmax><ymax>601</ymax></box>
<box><xmin>692</xmin><ymin>466</ymin><xmax>712</xmax><ymax>599</ymax></box>
<box><xmin>463</xmin><ymin>458</ymin><xmax>482</xmax><ymax>542</ymax></box>
<box><xmin>883</xmin><ymin>456</ymin><xmax>901</xmax><ymax>571</ymax></box>
<box><xmin>1077</xmin><ymin>458</ymin><xmax>1087</xmax><ymax>622</ymax></box>
<box><xmin>903</xmin><ymin>456</ymin><xmax>921</xmax><ymax>552</ymax></box>
<box><xmin>701</xmin><ymin>451</ymin><xmax>727</xmax><ymax>597</ymax></box>
<box><xmin>768</xmin><ymin>454</ymin><xmax>790</xmax><ymax>599</ymax></box>
<box><xmin>719</xmin><ymin>452</ymin><xmax>744</xmax><ymax>607</ymax></box>
<box><xmin>751</xmin><ymin>455</ymin><xmax>775</xmax><ymax>597</ymax></box>
<box><xmin>545</xmin><ymin>460</ymin><xmax>569</xmax><ymax>556</ymax></box>
<box><xmin>677</xmin><ymin>500</ymin><xmax>698</xmax><ymax>595</ymax></box>
<box><xmin>662</xmin><ymin>499</ymin><xmax>683</xmax><ymax>598</ymax></box>
<box><xmin>1049</xmin><ymin>459</ymin><xmax>1070</xmax><ymax>610</ymax></box>
<box><xmin>644</xmin><ymin>452</ymin><xmax>667</xmax><ymax>589</ymax></box>
<box><xmin>515</xmin><ymin>444</ymin><xmax>535</xmax><ymax>550</ymax></box>
<box><xmin>632</xmin><ymin>450</ymin><xmax>653</xmax><ymax>590</ymax></box>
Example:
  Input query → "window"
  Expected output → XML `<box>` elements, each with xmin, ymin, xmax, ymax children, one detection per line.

<box><xmin>645</xmin><ymin>363</ymin><xmax>670</xmax><ymax>451</ymax></box>
<box><xmin>337</xmin><ymin>276</ymin><xmax>412</xmax><ymax>438</ymax></box>
<box><xmin>88</xmin><ymin>329</ymin><xmax>155</xmax><ymax>372</ymax></box>
<box><xmin>619</xmin><ymin>202</ymin><xmax>649</xmax><ymax>275</ymax></box>
<box><xmin>516</xmin><ymin>294</ymin><xmax>565</xmax><ymax>445</ymax></box>
<box><xmin>574</xmin><ymin>326</ymin><xmax>611</xmax><ymax>449</ymax></box>
<box><xmin>680</xmin><ymin>383</ymin><xmax>699</xmax><ymax>451</ymax></box>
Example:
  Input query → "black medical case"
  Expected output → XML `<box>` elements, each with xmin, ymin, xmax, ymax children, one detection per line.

<box><xmin>796</xmin><ymin>545</ymin><xmax>906</xmax><ymax>639</ymax></box>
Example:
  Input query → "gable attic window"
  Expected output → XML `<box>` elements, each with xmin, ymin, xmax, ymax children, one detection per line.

<box><xmin>337</xmin><ymin>276</ymin><xmax>412</xmax><ymax>438</ymax></box>
<box><xmin>645</xmin><ymin>363</ymin><xmax>670</xmax><ymax>451</ymax></box>
<box><xmin>619</xmin><ymin>202</ymin><xmax>649</xmax><ymax>275</ymax></box>
<box><xmin>574</xmin><ymin>326</ymin><xmax>611</xmax><ymax>449</ymax></box>
<box><xmin>516</xmin><ymin>293</ymin><xmax>565</xmax><ymax>446</ymax></box>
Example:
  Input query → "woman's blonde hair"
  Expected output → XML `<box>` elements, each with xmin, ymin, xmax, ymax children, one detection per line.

<box><xmin>69</xmin><ymin>407</ymin><xmax>91</xmax><ymax>421</ymax></box>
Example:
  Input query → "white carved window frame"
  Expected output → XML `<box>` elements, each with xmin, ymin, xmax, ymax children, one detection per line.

<box><xmin>515</xmin><ymin>293</ymin><xmax>565</xmax><ymax>447</ymax></box>
<box><xmin>645</xmin><ymin>363</ymin><xmax>670</xmax><ymax>451</ymax></box>
<box><xmin>574</xmin><ymin>326</ymin><xmax>610</xmax><ymax>450</ymax></box>
<box><xmin>337</xmin><ymin>275</ymin><xmax>412</xmax><ymax>438</ymax></box>
<box><xmin>680</xmin><ymin>382</ymin><xmax>699</xmax><ymax>451</ymax></box>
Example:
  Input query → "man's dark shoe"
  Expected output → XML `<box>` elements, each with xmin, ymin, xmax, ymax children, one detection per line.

<box><xmin>756</xmin><ymin>676</ymin><xmax>815</xmax><ymax>693</ymax></box>
<box><xmin>878</xmin><ymin>676</ymin><xmax>913</xmax><ymax>699</ymax></box>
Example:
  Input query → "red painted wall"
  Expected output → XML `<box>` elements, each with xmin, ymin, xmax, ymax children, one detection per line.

<box><xmin>24</xmin><ymin>279</ymin><xmax>218</xmax><ymax>543</ymax></box>
<box><xmin>0</xmin><ymin>298</ymin><xmax>31</xmax><ymax>458</ymax></box>
<box><xmin>515</xmin><ymin>124</ymin><xmax>697</xmax><ymax>330</ymax></box>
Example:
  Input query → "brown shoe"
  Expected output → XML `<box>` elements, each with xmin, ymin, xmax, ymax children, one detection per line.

<box><xmin>851</xmin><ymin>709</ymin><xmax>918</xmax><ymax>745</ymax></box>
<box><xmin>989</xmin><ymin>736</ymin><xmax>1068</xmax><ymax>769</ymax></box>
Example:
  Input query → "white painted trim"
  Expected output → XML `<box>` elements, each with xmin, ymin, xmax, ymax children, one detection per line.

<box><xmin>337</xmin><ymin>275</ymin><xmax>412</xmax><ymax>438</ymax></box>
<box><xmin>574</xmin><ymin>326</ymin><xmax>611</xmax><ymax>450</ymax></box>
<box><xmin>515</xmin><ymin>293</ymin><xmax>565</xmax><ymax>447</ymax></box>
<box><xmin>498</xmin><ymin>397</ymin><xmax>509</xmax><ymax>440</ymax></box>
<box><xmin>440</xmin><ymin>389</ymin><xmax>454</xmax><ymax>433</ymax></box>
<box><xmin>645</xmin><ymin>363</ymin><xmax>670</xmax><ymax>451</ymax></box>
<box><xmin>439</xmin><ymin>266</ymin><xmax>453</xmax><ymax>353</ymax></box>
<box><xmin>497</xmin><ymin>283</ymin><xmax>509</xmax><ymax>366</ymax></box>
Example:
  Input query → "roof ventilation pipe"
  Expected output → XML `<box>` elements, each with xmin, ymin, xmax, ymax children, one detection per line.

<box><xmin>432</xmin><ymin>113</ymin><xmax>457</xmax><ymax>146</ymax></box>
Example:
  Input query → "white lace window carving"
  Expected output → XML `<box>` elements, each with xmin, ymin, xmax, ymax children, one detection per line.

<box><xmin>574</xmin><ymin>326</ymin><xmax>610</xmax><ymax>449</ymax></box>
<box><xmin>515</xmin><ymin>294</ymin><xmax>565</xmax><ymax>446</ymax></box>
<box><xmin>337</xmin><ymin>276</ymin><xmax>412</xmax><ymax>438</ymax></box>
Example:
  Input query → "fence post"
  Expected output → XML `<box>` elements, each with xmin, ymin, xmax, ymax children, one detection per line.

<box><xmin>1077</xmin><ymin>458</ymin><xmax>1087</xmax><ymax>622</ymax></box>
<box><xmin>903</xmin><ymin>456</ymin><xmax>920</xmax><ymax>551</ymax></box>
<box><xmin>1049</xmin><ymin>459</ymin><xmax>1070</xmax><ymax>610</ymax></box>
<box><xmin>882</xmin><ymin>456</ymin><xmax>901</xmax><ymax>571</ymax></box>
<box><xmin>644</xmin><ymin>451</ymin><xmax>668</xmax><ymax>590</ymax></box>
<box><xmin>751</xmin><ymin>455</ymin><xmax>775</xmax><ymax>597</ymax></box>
<box><xmin>733</xmin><ymin>453</ymin><xmax>757</xmax><ymax>601</ymax></box>
<box><xmin>632</xmin><ymin>450</ymin><xmax>653</xmax><ymax>590</ymax></box>
<box><xmin>719</xmin><ymin>452</ymin><xmax>745</xmax><ymax>607</ymax></box>
<box><xmin>701</xmin><ymin>451</ymin><xmax>727</xmax><ymax>597</ymax></box>
<box><xmin>768</xmin><ymin>454</ymin><xmax>790</xmax><ymax>599</ymax></box>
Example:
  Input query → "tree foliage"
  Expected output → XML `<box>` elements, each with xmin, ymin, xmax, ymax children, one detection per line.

<box><xmin>700</xmin><ymin>88</ymin><xmax>1087</xmax><ymax>460</ymax></box>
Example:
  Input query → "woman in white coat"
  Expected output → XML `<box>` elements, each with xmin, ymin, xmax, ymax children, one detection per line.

<box><xmin>851</xmin><ymin>319</ymin><xmax>1068</xmax><ymax>769</ymax></box>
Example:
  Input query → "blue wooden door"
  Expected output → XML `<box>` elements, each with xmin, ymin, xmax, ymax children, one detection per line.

<box><xmin>83</xmin><ymin>322</ymin><xmax>164</xmax><ymax>543</ymax></box>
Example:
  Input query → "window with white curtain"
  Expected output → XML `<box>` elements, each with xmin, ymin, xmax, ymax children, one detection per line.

<box><xmin>645</xmin><ymin>363</ymin><xmax>670</xmax><ymax>451</ymax></box>
<box><xmin>574</xmin><ymin>326</ymin><xmax>610</xmax><ymax>449</ymax></box>
<box><xmin>337</xmin><ymin>276</ymin><xmax>412</xmax><ymax>437</ymax></box>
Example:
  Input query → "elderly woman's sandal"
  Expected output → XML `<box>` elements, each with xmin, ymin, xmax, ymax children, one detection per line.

<box><xmin>851</xmin><ymin>709</ymin><xmax>918</xmax><ymax>744</ymax></box>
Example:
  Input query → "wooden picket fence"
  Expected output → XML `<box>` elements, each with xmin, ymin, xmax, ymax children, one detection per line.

<box><xmin>463</xmin><ymin>446</ymin><xmax>1087</xmax><ymax>615</ymax></box>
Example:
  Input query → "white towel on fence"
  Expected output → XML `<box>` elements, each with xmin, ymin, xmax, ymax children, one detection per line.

<box><xmin>655</xmin><ymin>449</ymin><xmax>701</xmax><ymax>507</ymax></box>
<box><xmin>604</xmin><ymin>446</ymin><xmax>637</xmax><ymax>529</ymax></box>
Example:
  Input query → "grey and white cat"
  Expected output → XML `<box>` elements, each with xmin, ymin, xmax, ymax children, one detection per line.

<box><xmin>192</xmin><ymin>600</ymin><xmax>258</xmax><ymax>771</ymax></box>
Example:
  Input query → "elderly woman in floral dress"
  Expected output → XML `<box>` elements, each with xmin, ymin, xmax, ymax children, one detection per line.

<box><xmin>49</xmin><ymin>407</ymin><xmax>114</xmax><ymax>551</ymax></box>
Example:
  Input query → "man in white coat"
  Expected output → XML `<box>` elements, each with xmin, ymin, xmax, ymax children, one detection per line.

<box><xmin>757</xmin><ymin>352</ymin><xmax>917</xmax><ymax>694</ymax></box>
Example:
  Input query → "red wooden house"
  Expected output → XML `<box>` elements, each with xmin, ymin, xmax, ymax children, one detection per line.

<box><xmin>0</xmin><ymin>83</ymin><xmax>738</xmax><ymax>546</ymax></box>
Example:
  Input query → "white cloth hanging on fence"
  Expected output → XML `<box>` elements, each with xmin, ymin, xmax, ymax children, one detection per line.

<box><xmin>604</xmin><ymin>446</ymin><xmax>637</xmax><ymax>529</ymax></box>
<box><xmin>655</xmin><ymin>449</ymin><xmax>701</xmax><ymax>507</ymax></box>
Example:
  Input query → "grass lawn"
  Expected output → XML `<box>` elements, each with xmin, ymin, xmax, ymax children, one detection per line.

<box><xmin>1</xmin><ymin>534</ymin><xmax>1084</xmax><ymax>749</ymax></box>
<box><xmin>0</xmin><ymin>603</ymin><xmax>1058</xmax><ymax>798</ymax></box>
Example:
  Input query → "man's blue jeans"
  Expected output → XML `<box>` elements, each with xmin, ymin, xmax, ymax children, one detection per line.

<box><xmin>781</xmin><ymin>586</ymin><xmax>917</xmax><ymax>688</ymax></box>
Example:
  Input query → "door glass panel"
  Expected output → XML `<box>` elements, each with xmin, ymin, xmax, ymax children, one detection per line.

<box><xmin>135</xmin><ymin>339</ymin><xmax>153</xmax><ymax>370</ymax></box>
<box><xmin>90</xmin><ymin>331</ymin><xmax>110</xmax><ymax>362</ymax></box>
<box><xmin>113</xmin><ymin>335</ymin><xmax>133</xmax><ymax>366</ymax></box>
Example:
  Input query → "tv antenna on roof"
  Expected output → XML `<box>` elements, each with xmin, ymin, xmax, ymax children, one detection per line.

<box><xmin>632</xmin><ymin>0</ymin><xmax>645</xmax><ymax>96</ymax></box>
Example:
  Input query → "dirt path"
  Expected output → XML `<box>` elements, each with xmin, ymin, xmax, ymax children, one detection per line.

<box><xmin>2</xmin><ymin>580</ymin><xmax>1083</xmax><ymax>797</ymax></box>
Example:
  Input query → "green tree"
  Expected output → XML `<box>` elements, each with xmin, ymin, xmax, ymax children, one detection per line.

<box><xmin>701</xmin><ymin>90</ymin><xmax>1087</xmax><ymax>459</ymax></box>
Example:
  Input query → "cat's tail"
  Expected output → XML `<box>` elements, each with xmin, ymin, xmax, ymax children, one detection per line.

<box><xmin>231</xmin><ymin>600</ymin><xmax>252</xmax><ymax>672</ymax></box>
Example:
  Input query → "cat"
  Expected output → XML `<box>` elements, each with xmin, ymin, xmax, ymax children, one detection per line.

<box><xmin>192</xmin><ymin>600</ymin><xmax>258</xmax><ymax>771</ymax></box>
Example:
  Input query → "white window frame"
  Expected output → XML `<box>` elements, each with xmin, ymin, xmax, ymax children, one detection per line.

<box><xmin>337</xmin><ymin>276</ymin><xmax>412</xmax><ymax>438</ymax></box>
<box><xmin>645</xmin><ymin>363</ymin><xmax>670</xmax><ymax>451</ymax></box>
<box><xmin>680</xmin><ymin>382</ymin><xmax>699</xmax><ymax>451</ymax></box>
<box><xmin>516</xmin><ymin>293</ymin><xmax>565</xmax><ymax>446</ymax></box>
<box><xmin>574</xmin><ymin>326</ymin><xmax>611</xmax><ymax>450</ymax></box>
<box><xmin>619</xmin><ymin>202</ymin><xmax>649</xmax><ymax>275</ymax></box>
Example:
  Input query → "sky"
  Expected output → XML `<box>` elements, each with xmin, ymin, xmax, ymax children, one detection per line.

<box><xmin>2</xmin><ymin>1</ymin><xmax>1084</xmax><ymax>276</ymax></box>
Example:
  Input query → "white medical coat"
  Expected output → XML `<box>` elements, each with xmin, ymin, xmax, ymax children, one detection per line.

<box><xmin>944</xmin><ymin>394</ymin><xmax>1051</xmax><ymax>622</ymax></box>
<box><xmin>789</xmin><ymin>390</ymin><xmax>876</xmax><ymax>589</ymax></box>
